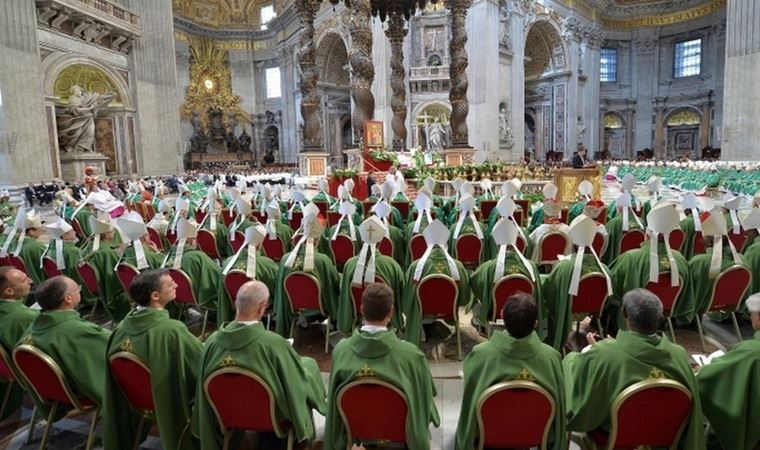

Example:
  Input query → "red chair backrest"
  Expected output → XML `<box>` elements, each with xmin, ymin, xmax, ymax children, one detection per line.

<box><xmin>350</xmin><ymin>278</ymin><xmax>385</xmax><ymax>316</ymax></box>
<box><xmin>417</xmin><ymin>275</ymin><xmax>458</xmax><ymax>320</ymax></box>
<box><xmin>194</xmin><ymin>210</ymin><xmax>207</xmax><ymax>224</ymax></box>
<box><xmin>312</xmin><ymin>201</ymin><xmax>329</xmax><ymax>218</ymax></box>
<box><xmin>455</xmin><ymin>234</ymin><xmax>482</xmax><ymax>270</ymax></box>
<box><xmin>142</xmin><ymin>203</ymin><xmax>156</xmax><ymax>222</ymax></box>
<box><xmin>620</xmin><ymin>229</ymin><xmax>646</xmax><ymax>254</ymax></box>
<box><xmin>167</xmin><ymin>268</ymin><xmax>197</xmax><ymax>307</ymax></box>
<box><xmin>326</xmin><ymin>211</ymin><xmax>342</xmax><ymax>227</ymax></box>
<box><xmin>608</xmin><ymin>380</ymin><xmax>692</xmax><ymax>449</ymax></box>
<box><xmin>230</xmin><ymin>231</ymin><xmax>246</xmax><ymax>253</ymax></box>
<box><xmin>116</xmin><ymin>264</ymin><xmax>140</xmax><ymax>294</ymax></box>
<box><xmin>391</xmin><ymin>202</ymin><xmax>410</xmax><ymax>222</ymax></box>
<box><xmin>205</xmin><ymin>369</ymin><xmax>283</xmax><ymax>435</ymax></box>
<box><xmin>693</xmin><ymin>231</ymin><xmax>706</xmax><ymax>255</ymax></box>
<box><xmin>515</xmin><ymin>200</ymin><xmax>530</xmax><ymax>221</ymax></box>
<box><xmin>560</xmin><ymin>208</ymin><xmax>569</xmax><ymax>224</ymax></box>
<box><xmin>728</xmin><ymin>230</ymin><xmax>748</xmax><ymax>253</ymax></box>
<box><xmin>42</xmin><ymin>256</ymin><xmax>62</xmax><ymax>279</ymax></box>
<box><xmin>197</xmin><ymin>229</ymin><xmax>221</xmax><ymax>260</ymax></box>
<box><xmin>166</xmin><ymin>228</ymin><xmax>178</xmax><ymax>246</ymax></box>
<box><xmin>480</xmin><ymin>200</ymin><xmax>497</xmax><ymax>222</ymax></box>
<box><xmin>77</xmin><ymin>261</ymin><xmax>100</xmax><ymax>296</ymax></box>
<box><xmin>338</xmin><ymin>379</ymin><xmax>408</xmax><ymax>445</ymax></box>
<box><xmin>330</xmin><ymin>235</ymin><xmax>355</xmax><ymax>268</ymax></box>
<box><xmin>109</xmin><ymin>353</ymin><xmax>155</xmax><ymax>413</ymax></box>
<box><xmin>0</xmin><ymin>256</ymin><xmax>9</xmax><ymax>267</ymax></box>
<box><xmin>513</xmin><ymin>210</ymin><xmax>525</xmax><ymax>228</ymax></box>
<box><xmin>288</xmin><ymin>210</ymin><xmax>303</xmax><ymax>232</ymax></box>
<box><xmin>645</xmin><ymin>273</ymin><xmax>683</xmax><ymax>315</ymax></box>
<box><xmin>283</xmin><ymin>272</ymin><xmax>322</xmax><ymax>314</ymax></box>
<box><xmin>515</xmin><ymin>235</ymin><xmax>527</xmax><ymax>253</ymax></box>
<box><xmin>223</xmin><ymin>270</ymin><xmax>251</xmax><ymax>307</ymax></box>
<box><xmin>251</xmin><ymin>211</ymin><xmax>266</xmax><ymax>224</ymax></box>
<box><xmin>491</xmin><ymin>275</ymin><xmax>534</xmax><ymax>321</ymax></box>
<box><xmin>571</xmin><ymin>273</ymin><xmax>609</xmax><ymax>316</ymax></box>
<box><xmin>71</xmin><ymin>218</ymin><xmax>86</xmax><ymax>240</ymax></box>
<box><xmin>592</xmin><ymin>233</ymin><xmax>606</xmax><ymax>256</ymax></box>
<box><xmin>669</xmin><ymin>229</ymin><xmax>685</xmax><ymax>253</ymax></box>
<box><xmin>478</xmin><ymin>381</ymin><xmax>555</xmax><ymax>449</ymax></box>
<box><xmin>362</xmin><ymin>201</ymin><xmax>374</xmax><ymax>219</ymax></box>
<box><xmin>378</xmin><ymin>237</ymin><xmax>393</xmax><ymax>257</ymax></box>
<box><xmin>408</xmin><ymin>234</ymin><xmax>427</xmax><ymax>263</ymax></box>
<box><xmin>147</xmin><ymin>227</ymin><xmax>164</xmax><ymax>252</ymax></box>
<box><xmin>261</xmin><ymin>237</ymin><xmax>285</xmax><ymax>262</ymax></box>
<box><xmin>222</xmin><ymin>209</ymin><xmax>236</xmax><ymax>227</ymax></box>
<box><xmin>7</xmin><ymin>256</ymin><xmax>29</xmax><ymax>278</ymax></box>
<box><xmin>0</xmin><ymin>346</ymin><xmax>16</xmax><ymax>382</ymax></box>
<box><xmin>539</xmin><ymin>233</ymin><xmax>569</xmax><ymax>264</ymax></box>
<box><xmin>708</xmin><ymin>265</ymin><xmax>752</xmax><ymax>313</ymax></box>
<box><xmin>13</xmin><ymin>345</ymin><xmax>89</xmax><ymax>408</ymax></box>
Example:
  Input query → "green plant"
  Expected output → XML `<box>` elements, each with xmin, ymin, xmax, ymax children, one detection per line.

<box><xmin>368</xmin><ymin>149</ymin><xmax>399</xmax><ymax>165</ymax></box>
<box><xmin>332</xmin><ymin>168</ymin><xmax>357</xmax><ymax>179</ymax></box>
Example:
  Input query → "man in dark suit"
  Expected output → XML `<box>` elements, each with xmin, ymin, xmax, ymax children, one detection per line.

<box><xmin>572</xmin><ymin>147</ymin><xmax>589</xmax><ymax>169</ymax></box>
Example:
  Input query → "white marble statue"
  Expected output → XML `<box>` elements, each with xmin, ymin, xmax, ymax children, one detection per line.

<box><xmin>58</xmin><ymin>85</ymin><xmax>116</xmax><ymax>153</ymax></box>
<box><xmin>427</xmin><ymin>118</ymin><xmax>446</xmax><ymax>152</ymax></box>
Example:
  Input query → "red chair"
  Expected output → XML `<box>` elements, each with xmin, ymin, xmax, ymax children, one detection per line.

<box><xmin>326</xmin><ymin>211</ymin><xmax>342</xmax><ymax>227</ymax></box>
<box><xmin>77</xmin><ymin>261</ymin><xmax>104</xmax><ymax>319</ymax></box>
<box><xmin>537</xmin><ymin>232</ymin><xmax>570</xmax><ymax>268</ymax></box>
<box><xmin>619</xmin><ymin>229</ymin><xmax>646</xmax><ymax>255</ymax></box>
<box><xmin>570</xmin><ymin>273</ymin><xmax>610</xmax><ymax>336</ymax></box>
<box><xmin>362</xmin><ymin>201</ymin><xmax>375</xmax><ymax>219</ymax></box>
<box><xmin>646</xmin><ymin>273</ymin><xmax>685</xmax><ymax>342</ymax></box>
<box><xmin>229</xmin><ymin>231</ymin><xmax>246</xmax><ymax>253</ymax></box>
<box><xmin>692</xmin><ymin>231</ymin><xmax>706</xmax><ymax>255</ymax></box>
<box><xmin>251</xmin><ymin>211</ymin><xmax>267</xmax><ymax>224</ymax></box>
<box><xmin>223</xmin><ymin>270</ymin><xmax>251</xmax><ymax>307</ymax></box>
<box><xmin>142</xmin><ymin>203</ymin><xmax>156</xmax><ymax>222</ymax></box>
<box><xmin>109</xmin><ymin>352</ymin><xmax>156</xmax><ymax>450</ymax></box>
<box><xmin>408</xmin><ymin>234</ymin><xmax>427</xmax><ymax>263</ymax></box>
<box><xmin>455</xmin><ymin>234</ymin><xmax>483</xmax><ymax>270</ymax></box>
<box><xmin>312</xmin><ymin>201</ymin><xmax>329</xmax><ymax>218</ymax></box>
<box><xmin>260</xmin><ymin>236</ymin><xmax>285</xmax><ymax>262</ymax></box>
<box><xmin>337</xmin><ymin>378</ymin><xmax>408</xmax><ymax>448</ymax></box>
<box><xmin>588</xmin><ymin>379</ymin><xmax>692</xmax><ymax>450</ymax></box>
<box><xmin>669</xmin><ymin>229</ymin><xmax>685</xmax><ymax>253</ymax></box>
<box><xmin>166</xmin><ymin>228</ymin><xmax>178</xmax><ymax>246</ymax></box>
<box><xmin>6</xmin><ymin>255</ymin><xmax>29</xmax><ymax>278</ymax></box>
<box><xmin>329</xmin><ymin>235</ymin><xmax>356</xmax><ymax>270</ymax></box>
<box><xmin>13</xmin><ymin>345</ymin><xmax>99</xmax><ymax>450</ymax></box>
<box><xmin>592</xmin><ymin>233</ymin><xmax>606</xmax><ymax>256</ymax></box>
<box><xmin>488</xmin><ymin>274</ymin><xmax>534</xmax><ymax>337</ymax></box>
<box><xmin>479</xmin><ymin>200</ymin><xmax>497</xmax><ymax>222</ymax></box>
<box><xmin>696</xmin><ymin>265</ymin><xmax>752</xmax><ymax>350</ymax></box>
<box><xmin>71</xmin><ymin>218</ymin><xmax>86</xmax><ymax>240</ymax></box>
<box><xmin>168</xmin><ymin>268</ymin><xmax>209</xmax><ymax>339</ymax></box>
<box><xmin>116</xmin><ymin>263</ymin><xmax>140</xmax><ymax>296</ymax></box>
<box><xmin>205</xmin><ymin>367</ymin><xmax>294</xmax><ymax>450</ymax></box>
<box><xmin>197</xmin><ymin>229</ymin><xmax>221</xmax><ymax>261</ymax></box>
<box><xmin>515</xmin><ymin>199</ymin><xmax>530</xmax><ymax>221</ymax></box>
<box><xmin>194</xmin><ymin>209</ymin><xmax>207</xmax><ymax>224</ymax></box>
<box><xmin>283</xmin><ymin>272</ymin><xmax>330</xmax><ymax>353</ymax></box>
<box><xmin>222</xmin><ymin>209</ymin><xmax>236</xmax><ymax>227</ymax></box>
<box><xmin>417</xmin><ymin>274</ymin><xmax>462</xmax><ymax>359</ymax></box>
<box><xmin>288</xmin><ymin>210</ymin><xmax>303</xmax><ymax>232</ymax></box>
<box><xmin>349</xmin><ymin>278</ymin><xmax>386</xmax><ymax>329</ymax></box>
<box><xmin>728</xmin><ymin>230</ymin><xmax>748</xmax><ymax>253</ymax></box>
<box><xmin>147</xmin><ymin>227</ymin><xmax>164</xmax><ymax>252</ymax></box>
<box><xmin>0</xmin><ymin>346</ymin><xmax>17</xmax><ymax>420</ymax></box>
<box><xmin>391</xmin><ymin>201</ymin><xmax>410</xmax><ymax>223</ymax></box>
<box><xmin>475</xmin><ymin>380</ymin><xmax>556</xmax><ymax>450</ymax></box>
<box><xmin>42</xmin><ymin>256</ymin><xmax>62</xmax><ymax>279</ymax></box>
<box><xmin>513</xmin><ymin>210</ymin><xmax>525</xmax><ymax>228</ymax></box>
<box><xmin>378</xmin><ymin>236</ymin><xmax>394</xmax><ymax>258</ymax></box>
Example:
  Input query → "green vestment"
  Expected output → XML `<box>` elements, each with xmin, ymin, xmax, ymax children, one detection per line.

<box><xmin>217</xmin><ymin>249</ymin><xmax>278</xmax><ymax>325</ymax></box>
<box><xmin>102</xmin><ymin>308</ymin><xmax>202</xmax><ymax>450</ymax></box>
<box><xmin>743</xmin><ymin>240</ymin><xmax>760</xmax><ymax>294</ymax></box>
<box><xmin>470</xmin><ymin>255</ymin><xmax>542</xmax><ymax>333</ymax></box>
<box><xmin>563</xmin><ymin>330</ymin><xmax>706</xmax><ymax>450</ymax></box>
<box><xmin>678</xmin><ymin>216</ymin><xmax>698</xmax><ymax>260</ymax></box>
<box><xmin>20</xmin><ymin>310</ymin><xmax>110</xmax><ymax>410</ymax></box>
<box><xmin>448</xmin><ymin>216</ymin><xmax>486</xmax><ymax>265</ymax></box>
<box><xmin>324</xmin><ymin>330</ymin><xmax>440</xmax><ymax>450</ymax></box>
<box><xmin>200</xmin><ymin>220</ymin><xmax>231</xmax><ymax>258</ymax></box>
<box><xmin>337</xmin><ymin>254</ymin><xmax>405</xmax><ymax>333</ymax></box>
<box><xmin>121</xmin><ymin>245</ymin><xmax>165</xmax><ymax>269</ymax></box>
<box><xmin>402</xmin><ymin>247</ymin><xmax>470</xmax><ymax>347</ymax></box>
<box><xmin>85</xmin><ymin>244</ymin><xmax>131</xmax><ymax>321</ymax></box>
<box><xmin>455</xmin><ymin>331</ymin><xmax>565</xmax><ymax>450</ymax></box>
<box><xmin>17</xmin><ymin>237</ymin><xmax>46</xmax><ymax>286</ymax></box>
<box><xmin>274</xmin><ymin>247</ymin><xmax>340</xmax><ymax>337</ymax></box>
<box><xmin>0</xmin><ymin>300</ymin><xmax>38</xmax><ymax>419</ymax></box>
<box><xmin>567</xmin><ymin>200</ymin><xmax>587</xmax><ymax>224</ymax></box>
<box><xmin>194</xmin><ymin>322</ymin><xmax>327</xmax><ymax>449</ymax></box>
<box><xmin>603</xmin><ymin>214</ymin><xmax>644</xmax><ymax>264</ymax></box>
<box><xmin>164</xmin><ymin>248</ymin><xmax>221</xmax><ymax>312</ymax></box>
<box><xmin>542</xmin><ymin>254</ymin><xmax>612</xmax><ymax>350</ymax></box>
<box><xmin>697</xmin><ymin>331</ymin><xmax>760</xmax><ymax>450</ymax></box>
<box><xmin>687</xmin><ymin>248</ymin><xmax>749</xmax><ymax>317</ymax></box>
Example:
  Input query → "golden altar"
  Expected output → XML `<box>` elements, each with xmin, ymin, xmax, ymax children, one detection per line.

<box><xmin>554</xmin><ymin>167</ymin><xmax>602</xmax><ymax>203</ymax></box>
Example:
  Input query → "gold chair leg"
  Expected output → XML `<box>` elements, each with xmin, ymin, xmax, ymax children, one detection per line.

<box><xmin>286</xmin><ymin>429</ymin><xmax>294</xmax><ymax>450</ymax></box>
<box><xmin>222</xmin><ymin>431</ymin><xmax>230</xmax><ymax>450</ymax></box>
<box><xmin>324</xmin><ymin>317</ymin><xmax>330</xmax><ymax>354</ymax></box>
<box><xmin>596</xmin><ymin>317</ymin><xmax>604</xmax><ymax>339</ymax></box>
<box><xmin>456</xmin><ymin>318</ymin><xmax>462</xmax><ymax>361</ymax></box>
<box><xmin>85</xmin><ymin>407</ymin><xmax>99</xmax><ymax>450</ymax></box>
<box><xmin>26</xmin><ymin>406</ymin><xmax>38</xmax><ymax>444</ymax></box>
<box><xmin>731</xmin><ymin>312</ymin><xmax>743</xmax><ymax>342</ymax></box>
<box><xmin>39</xmin><ymin>402</ymin><xmax>58</xmax><ymax>450</ymax></box>
<box><xmin>667</xmin><ymin>317</ymin><xmax>677</xmax><ymax>343</ymax></box>
<box><xmin>695</xmin><ymin>314</ymin><xmax>706</xmax><ymax>352</ymax></box>
<box><xmin>132</xmin><ymin>416</ymin><xmax>145</xmax><ymax>450</ymax></box>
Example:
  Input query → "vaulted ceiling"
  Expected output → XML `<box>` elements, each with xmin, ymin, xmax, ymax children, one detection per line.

<box><xmin>172</xmin><ymin>0</ymin><xmax>274</xmax><ymax>28</ymax></box>
<box><xmin>585</xmin><ymin>0</ymin><xmax>715</xmax><ymax>18</ymax></box>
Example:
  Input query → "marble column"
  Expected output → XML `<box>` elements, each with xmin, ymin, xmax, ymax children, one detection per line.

<box><xmin>506</xmin><ymin>1</ymin><xmax>526</xmax><ymax>162</ymax></box>
<box><xmin>699</xmin><ymin>101</ymin><xmax>711</xmax><ymax>150</ymax></box>
<box><xmin>349</xmin><ymin>0</ymin><xmax>375</xmax><ymax>140</ymax></box>
<box><xmin>0</xmin><ymin>0</ymin><xmax>54</xmax><ymax>186</ymax></box>
<box><xmin>385</xmin><ymin>12</ymin><xmax>408</xmax><ymax>151</ymax></box>
<box><xmin>466</xmin><ymin>0</ymin><xmax>499</xmax><ymax>160</ymax></box>
<box><xmin>296</xmin><ymin>0</ymin><xmax>322</xmax><ymax>151</ymax></box>
<box><xmin>584</xmin><ymin>40</ymin><xmax>603</xmax><ymax>155</ymax></box>
<box><xmin>446</xmin><ymin>0</ymin><xmax>473</xmax><ymax>147</ymax></box>
<box><xmin>625</xmin><ymin>109</ymin><xmax>635</xmax><ymax>158</ymax></box>
<box><xmin>633</xmin><ymin>34</ymin><xmax>658</xmax><ymax>152</ymax></box>
<box><xmin>279</xmin><ymin>47</ymin><xmax>298</xmax><ymax>164</ymax></box>
<box><xmin>371</xmin><ymin>17</ymin><xmax>391</xmax><ymax>146</ymax></box>
<box><xmin>654</xmin><ymin>106</ymin><xmax>665</xmax><ymax>157</ymax></box>
<box><xmin>722</xmin><ymin>0</ymin><xmax>760</xmax><ymax>160</ymax></box>
<box><xmin>120</xmin><ymin>0</ymin><xmax>183</xmax><ymax>175</ymax></box>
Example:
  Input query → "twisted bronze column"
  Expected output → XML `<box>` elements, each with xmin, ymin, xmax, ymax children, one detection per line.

<box><xmin>446</xmin><ymin>0</ymin><xmax>472</xmax><ymax>147</ymax></box>
<box><xmin>385</xmin><ymin>11</ymin><xmax>408</xmax><ymax>151</ymax></box>
<box><xmin>296</xmin><ymin>0</ymin><xmax>322</xmax><ymax>150</ymax></box>
<box><xmin>349</xmin><ymin>0</ymin><xmax>375</xmax><ymax>141</ymax></box>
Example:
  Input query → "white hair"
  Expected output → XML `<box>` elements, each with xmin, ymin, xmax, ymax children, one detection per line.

<box><xmin>746</xmin><ymin>293</ymin><xmax>760</xmax><ymax>314</ymax></box>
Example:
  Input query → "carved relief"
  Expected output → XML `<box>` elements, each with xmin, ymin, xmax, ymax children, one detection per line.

<box><xmin>296</xmin><ymin>0</ymin><xmax>323</xmax><ymax>150</ymax></box>
<box><xmin>386</xmin><ymin>12</ymin><xmax>408</xmax><ymax>150</ymax></box>
<box><xmin>349</xmin><ymin>0</ymin><xmax>376</xmax><ymax>140</ymax></box>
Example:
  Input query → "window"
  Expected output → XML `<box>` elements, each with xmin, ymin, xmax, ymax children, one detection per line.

<box><xmin>260</xmin><ymin>5</ymin><xmax>276</xmax><ymax>29</ymax></box>
<box><xmin>266</xmin><ymin>67</ymin><xmax>281</xmax><ymax>99</ymax></box>
<box><xmin>600</xmin><ymin>48</ymin><xmax>617</xmax><ymax>83</ymax></box>
<box><xmin>674</xmin><ymin>38</ymin><xmax>701</xmax><ymax>78</ymax></box>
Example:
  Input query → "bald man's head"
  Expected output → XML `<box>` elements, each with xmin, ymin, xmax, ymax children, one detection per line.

<box><xmin>235</xmin><ymin>280</ymin><xmax>270</xmax><ymax>321</ymax></box>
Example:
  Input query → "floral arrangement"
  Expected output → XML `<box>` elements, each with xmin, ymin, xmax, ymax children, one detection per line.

<box><xmin>331</xmin><ymin>168</ymin><xmax>357</xmax><ymax>179</ymax></box>
<box><xmin>402</xmin><ymin>162</ymin><xmax>554</xmax><ymax>182</ymax></box>
<box><xmin>368</xmin><ymin>149</ymin><xmax>399</xmax><ymax>165</ymax></box>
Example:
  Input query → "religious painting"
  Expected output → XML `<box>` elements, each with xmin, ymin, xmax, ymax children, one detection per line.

<box><xmin>95</xmin><ymin>117</ymin><xmax>117</xmax><ymax>174</ymax></box>
<box><xmin>364</xmin><ymin>121</ymin><xmax>384</xmax><ymax>149</ymax></box>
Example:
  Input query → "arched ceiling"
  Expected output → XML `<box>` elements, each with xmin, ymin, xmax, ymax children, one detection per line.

<box><xmin>585</xmin><ymin>0</ymin><xmax>716</xmax><ymax>18</ymax></box>
<box><xmin>172</xmin><ymin>0</ymin><xmax>273</xmax><ymax>29</ymax></box>
<box><xmin>525</xmin><ymin>21</ymin><xmax>565</xmax><ymax>80</ymax></box>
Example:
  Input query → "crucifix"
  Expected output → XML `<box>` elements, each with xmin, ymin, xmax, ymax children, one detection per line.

<box><xmin>366</xmin><ymin>224</ymin><xmax>380</xmax><ymax>242</ymax></box>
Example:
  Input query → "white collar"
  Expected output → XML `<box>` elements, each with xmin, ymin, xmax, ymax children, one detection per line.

<box><xmin>360</xmin><ymin>324</ymin><xmax>388</xmax><ymax>334</ymax></box>
<box><xmin>236</xmin><ymin>320</ymin><xmax>260</xmax><ymax>326</ymax></box>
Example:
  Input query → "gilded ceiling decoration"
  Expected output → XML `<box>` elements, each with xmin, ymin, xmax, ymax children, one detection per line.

<box><xmin>524</xmin><ymin>22</ymin><xmax>565</xmax><ymax>79</ymax></box>
<box><xmin>582</xmin><ymin>0</ymin><xmax>723</xmax><ymax>20</ymax></box>
<box><xmin>666</xmin><ymin>109</ymin><xmax>701</xmax><ymax>127</ymax></box>
<box><xmin>54</xmin><ymin>64</ymin><xmax>123</xmax><ymax>106</ymax></box>
<box><xmin>172</xmin><ymin>0</ymin><xmax>267</xmax><ymax>28</ymax></box>
<box><xmin>604</xmin><ymin>112</ymin><xmax>624</xmax><ymax>129</ymax></box>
